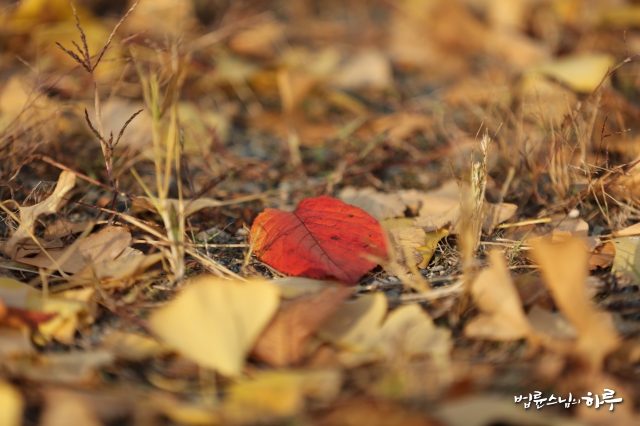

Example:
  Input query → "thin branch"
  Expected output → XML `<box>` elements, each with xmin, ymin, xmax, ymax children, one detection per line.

<box><xmin>92</xmin><ymin>0</ymin><xmax>140</xmax><ymax>72</ymax></box>
<box><xmin>114</xmin><ymin>109</ymin><xmax>144</xmax><ymax>147</ymax></box>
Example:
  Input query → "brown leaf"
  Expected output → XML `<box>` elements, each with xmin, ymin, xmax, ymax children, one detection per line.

<box><xmin>252</xmin><ymin>285</ymin><xmax>351</xmax><ymax>367</ymax></box>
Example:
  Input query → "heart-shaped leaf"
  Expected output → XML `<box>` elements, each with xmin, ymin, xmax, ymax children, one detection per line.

<box><xmin>250</xmin><ymin>196</ymin><xmax>387</xmax><ymax>285</ymax></box>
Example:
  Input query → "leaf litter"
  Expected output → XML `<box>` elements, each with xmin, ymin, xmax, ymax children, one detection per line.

<box><xmin>4</xmin><ymin>0</ymin><xmax>640</xmax><ymax>424</ymax></box>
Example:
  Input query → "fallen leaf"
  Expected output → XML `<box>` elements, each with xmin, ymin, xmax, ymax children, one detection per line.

<box><xmin>251</xmin><ymin>285</ymin><xmax>351</xmax><ymax>367</ymax></box>
<box><xmin>482</xmin><ymin>203</ymin><xmax>517</xmax><ymax>234</ymax></box>
<box><xmin>339</xmin><ymin>187</ymin><xmax>407</xmax><ymax>221</ymax></box>
<box><xmin>15</xmin><ymin>226</ymin><xmax>131</xmax><ymax>274</ymax></box>
<box><xmin>135</xmin><ymin>196</ymin><xmax>223</xmax><ymax>217</ymax></box>
<box><xmin>272</xmin><ymin>277</ymin><xmax>335</xmax><ymax>299</ymax></box>
<box><xmin>101</xmin><ymin>331</ymin><xmax>168</xmax><ymax>362</ymax></box>
<box><xmin>228</xmin><ymin>20</ymin><xmax>285</xmax><ymax>59</ymax></box>
<box><xmin>1</xmin><ymin>351</ymin><xmax>113</xmax><ymax>384</ymax></box>
<box><xmin>0</xmin><ymin>381</ymin><xmax>23</xmax><ymax>426</ymax></box>
<box><xmin>318</xmin><ymin>292</ymin><xmax>387</xmax><ymax>352</ymax></box>
<box><xmin>223</xmin><ymin>369</ymin><xmax>342</xmax><ymax>424</ymax></box>
<box><xmin>379</xmin><ymin>304</ymin><xmax>451</xmax><ymax>361</ymax></box>
<box><xmin>0</xmin><ymin>278</ymin><xmax>96</xmax><ymax>344</ymax></box>
<box><xmin>611</xmin><ymin>237</ymin><xmax>640</xmax><ymax>285</ymax></box>
<box><xmin>2</xmin><ymin>171</ymin><xmax>76</xmax><ymax>259</ymax></box>
<box><xmin>531</xmin><ymin>54</ymin><xmax>615</xmax><ymax>93</ymax></box>
<box><xmin>589</xmin><ymin>241</ymin><xmax>615</xmax><ymax>270</ymax></box>
<box><xmin>531</xmin><ymin>237</ymin><xmax>620</xmax><ymax>370</ymax></box>
<box><xmin>388</xmin><ymin>227</ymin><xmax>430</xmax><ymax>272</ymax></box>
<box><xmin>329</xmin><ymin>49</ymin><xmax>392</xmax><ymax>90</ymax></box>
<box><xmin>40</xmin><ymin>389</ymin><xmax>103</xmax><ymax>426</ymax></box>
<box><xmin>527</xmin><ymin>305</ymin><xmax>577</xmax><ymax>340</ymax></box>
<box><xmin>370</xmin><ymin>113</ymin><xmax>433</xmax><ymax>146</ymax></box>
<box><xmin>614</xmin><ymin>222</ymin><xmax>640</xmax><ymax>237</ymax></box>
<box><xmin>464</xmin><ymin>250</ymin><xmax>533</xmax><ymax>341</ymax></box>
<box><xmin>0</xmin><ymin>328</ymin><xmax>35</xmax><ymax>357</ymax></box>
<box><xmin>149</xmin><ymin>276</ymin><xmax>280</xmax><ymax>377</ymax></box>
<box><xmin>250</xmin><ymin>196</ymin><xmax>388</xmax><ymax>285</ymax></box>
<box><xmin>69</xmin><ymin>252</ymin><xmax>164</xmax><ymax>289</ymax></box>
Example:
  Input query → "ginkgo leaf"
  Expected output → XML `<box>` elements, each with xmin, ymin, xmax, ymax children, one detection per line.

<box><xmin>250</xmin><ymin>196</ymin><xmax>388</xmax><ymax>285</ymax></box>
<box><xmin>149</xmin><ymin>275</ymin><xmax>280</xmax><ymax>377</ymax></box>
<box><xmin>530</xmin><ymin>237</ymin><xmax>620</xmax><ymax>370</ymax></box>
<box><xmin>464</xmin><ymin>250</ymin><xmax>533</xmax><ymax>341</ymax></box>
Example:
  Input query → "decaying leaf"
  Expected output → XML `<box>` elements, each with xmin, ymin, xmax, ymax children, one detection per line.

<box><xmin>149</xmin><ymin>275</ymin><xmax>280</xmax><ymax>377</ymax></box>
<box><xmin>531</xmin><ymin>237</ymin><xmax>620</xmax><ymax>370</ymax></box>
<box><xmin>250</xmin><ymin>196</ymin><xmax>388</xmax><ymax>285</ymax></box>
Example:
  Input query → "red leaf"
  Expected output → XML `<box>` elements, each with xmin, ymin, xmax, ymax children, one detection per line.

<box><xmin>250</xmin><ymin>196</ymin><xmax>387</xmax><ymax>284</ymax></box>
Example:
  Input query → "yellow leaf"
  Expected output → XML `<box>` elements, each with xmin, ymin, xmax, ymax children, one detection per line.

<box><xmin>531</xmin><ymin>237</ymin><xmax>620</xmax><ymax>370</ymax></box>
<box><xmin>0</xmin><ymin>381</ymin><xmax>23</xmax><ymax>426</ymax></box>
<box><xmin>379</xmin><ymin>304</ymin><xmax>451</xmax><ymax>361</ymax></box>
<box><xmin>532</xmin><ymin>54</ymin><xmax>614</xmax><ymax>93</ymax></box>
<box><xmin>464</xmin><ymin>250</ymin><xmax>533</xmax><ymax>341</ymax></box>
<box><xmin>101</xmin><ymin>331</ymin><xmax>168</xmax><ymax>361</ymax></box>
<box><xmin>149</xmin><ymin>276</ymin><xmax>280</xmax><ymax>377</ymax></box>
<box><xmin>417</xmin><ymin>229</ymin><xmax>449</xmax><ymax>268</ymax></box>
<box><xmin>610</xmin><ymin>237</ymin><xmax>640</xmax><ymax>285</ymax></box>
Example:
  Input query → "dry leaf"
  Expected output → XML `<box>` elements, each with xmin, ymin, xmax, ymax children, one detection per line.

<box><xmin>465</xmin><ymin>250</ymin><xmax>533</xmax><ymax>341</ymax></box>
<box><xmin>149</xmin><ymin>276</ymin><xmax>280</xmax><ymax>377</ymax></box>
<box><xmin>101</xmin><ymin>331</ymin><xmax>168</xmax><ymax>362</ymax></box>
<box><xmin>531</xmin><ymin>54</ymin><xmax>615</xmax><ymax>93</ymax></box>
<box><xmin>69</xmin><ymin>252</ymin><xmax>163</xmax><ymax>289</ymax></box>
<box><xmin>339</xmin><ymin>187</ymin><xmax>407</xmax><ymax>221</ymax></box>
<box><xmin>223</xmin><ymin>370</ymin><xmax>342</xmax><ymax>424</ymax></box>
<box><xmin>318</xmin><ymin>292</ymin><xmax>387</xmax><ymax>352</ymax></box>
<box><xmin>371</xmin><ymin>113</ymin><xmax>433</xmax><ymax>146</ymax></box>
<box><xmin>0</xmin><ymin>327</ymin><xmax>35</xmax><ymax>357</ymax></box>
<box><xmin>329</xmin><ymin>49</ymin><xmax>392</xmax><ymax>90</ymax></box>
<box><xmin>272</xmin><ymin>277</ymin><xmax>335</xmax><ymax>299</ymax></box>
<box><xmin>531</xmin><ymin>237</ymin><xmax>620</xmax><ymax>370</ymax></box>
<box><xmin>2</xmin><ymin>171</ymin><xmax>76</xmax><ymax>259</ymax></box>
<box><xmin>611</xmin><ymin>237</ymin><xmax>640</xmax><ymax>285</ymax></box>
<box><xmin>379</xmin><ymin>304</ymin><xmax>451</xmax><ymax>361</ymax></box>
<box><xmin>2</xmin><ymin>351</ymin><xmax>113</xmax><ymax>384</ymax></box>
<box><xmin>251</xmin><ymin>285</ymin><xmax>351</xmax><ymax>367</ymax></box>
<box><xmin>40</xmin><ymin>389</ymin><xmax>103</xmax><ymax>426</ymax></box>
<box><xmin>15</xmin><ymin>226</ymin><xmax>131</xmax><ymax>274</ymax></box>
<box><xmin>0</xmin><ymin>278</ymin><xmax>96</xmax><ymax>344</ymax></box>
